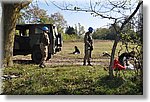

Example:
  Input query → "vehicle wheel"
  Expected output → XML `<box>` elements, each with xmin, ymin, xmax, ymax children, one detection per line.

<box><xmin>31</xmin><ymin>46</ymin><xmax>42</xmax><ymax>64</ymax></box>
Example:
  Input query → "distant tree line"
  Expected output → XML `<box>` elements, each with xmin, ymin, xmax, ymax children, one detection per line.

<box><xmin>65</xmin><ymin>26</ymin><xmax>76</xmax><ymax>35</ymax></box>
<box><xmin>92</xmin><ymin>24</ymin><xmax>137</xmax><ymax>40</ymax></box>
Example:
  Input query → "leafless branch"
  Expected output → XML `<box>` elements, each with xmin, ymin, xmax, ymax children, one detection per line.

<box><xmin>120</xmin><ymin>1</ymin><xmax>143</xmax><ymax>30</ymax></box>
<box><xmin>44</xmin><ymin>0</ymin><xmax>49</xmax><ymax>6</ymax></box>
<box><xmin>51</xmin><ymin>1</ymin><xmax>117</xmax><ymax>20</ymax></box>
<box><xmin>108</xmin><ymin>0</ymin><xmax>128</xmax><ymax>10</ymax></box>
<box><xmin>50</xmin><ymin>0</ymin><xmax>142</xmax><ymax>30</ymax></box>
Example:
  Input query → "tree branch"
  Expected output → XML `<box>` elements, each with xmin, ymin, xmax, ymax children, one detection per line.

<box><xmin>51</xmin><ymin>1</ymin><xmax>117</xmax><ymax>20</ymax></box>
<box><xmin>120</xmin><ymin>1</ymin><xmax>143</xmax><ymax>30</ymax></box>
<box><xmin>17</xmin><ymin>0</ymin><xmax>32</xmax><ymax>10</ymax></box>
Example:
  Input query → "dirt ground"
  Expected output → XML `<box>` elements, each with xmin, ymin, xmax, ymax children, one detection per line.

<box><xmin>13</xmin><ymin>54</ymin><xmax>110</xmax><ymax>67</ymax></box>
<box><xmin>13</xmin><ymin>40</ymin><xmax>112</xmax><ymax>67</ymax></box>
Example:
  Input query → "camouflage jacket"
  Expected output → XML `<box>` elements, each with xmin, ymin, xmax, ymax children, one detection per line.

<box><xmin>84</xmin><ymin>32</ymin><xmax>93</xmax><ymax>47</ymax></box>
<box><xmin>40</xmin><ymin>32</ymin><xmax>50</xmax><ymax>46</ymax></box>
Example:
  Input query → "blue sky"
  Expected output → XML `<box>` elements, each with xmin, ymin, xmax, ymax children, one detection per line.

<box><xmin>0</xmin><ymin>0</ymin><xmax>138</xmax><ymax>31</ymax></box>
<box><xmin>0</xmin><ymin>0</ymin><xmax>114</xmax><ymax>31</ymax></box>
<box><xmin>32</xmin><ymin>0</ymin><xmax>115</xmax><ymax>30</ymax></box>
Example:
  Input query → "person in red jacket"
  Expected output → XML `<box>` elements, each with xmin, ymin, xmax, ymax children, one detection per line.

<box><xmin>113</xmin><ymin>51</ymin><xmax>135</xmax><ymax>71</ymax></box>
<box><xmin>113</xmin><ymin>58</ymin><xmax>126</xmax><ymax>70</ymax></box>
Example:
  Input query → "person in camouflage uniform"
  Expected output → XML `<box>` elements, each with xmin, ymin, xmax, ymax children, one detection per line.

<box><xmin>39</xmin><ymin>26</ymin><xmax>50</xmax><ymax>68</ymax></box>
<box><xmin>83</xmin><ymin>27</ymin><xmax>94</xmax><ymax>66</ymax></box>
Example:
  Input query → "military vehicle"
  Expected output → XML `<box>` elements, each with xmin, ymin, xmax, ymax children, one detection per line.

<box><xmin>13</xmin><ymin>24</ymin><xmax>62</xmax><ymax>64</ymax></box>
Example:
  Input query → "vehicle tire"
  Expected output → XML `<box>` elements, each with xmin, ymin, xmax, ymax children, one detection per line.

<box><xmin>31</xmin><ymin>45</ymin><xmax>42</xmax><ymax>64</ymax></box>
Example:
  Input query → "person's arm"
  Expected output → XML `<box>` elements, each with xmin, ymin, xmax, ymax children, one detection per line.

<box><xmin>47</xmin><ymin>34</ymin><xmax>50</xmax><ymax>45</ymax></box>
<box><xmin>44</xmin><ymin>33</ymin><xmax>50</xmax><ymax>45</ymax></box>
<box><xmin>84</xmin><ymin>33</ymin><xmax>90</xmax><ymax>45</ymax></box>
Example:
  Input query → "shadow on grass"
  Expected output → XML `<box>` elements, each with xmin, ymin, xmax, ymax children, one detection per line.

<box><xmin>49</xmin><ymin>76</ymin><xmax>125</xmax><ymax>95</ymax></box>
<box><xmin>2</xmin><ymin>74</ymin><xmax>142</xmax><ymax>95</ymax></box>
<box><xmin>96</xmin><ymin>75</ymin><xmax>125</xmax><ymax>89</ymax></box>
<box><xmin>13</xmin><ymin>60</ymin><xmax>34</xmax><ymax>64</ymax></box>
<box><xmin>48</xmin><ymin>75</ymin><xmax>125</xmax><ymax>95</ymax></box>
<box><xmin>48</xmin><ymin>64</ymin><xmax>83</xmax><ymax>68</ymax></box>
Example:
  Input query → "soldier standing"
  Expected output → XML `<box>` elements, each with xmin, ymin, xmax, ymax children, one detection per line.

<box><xmin>83</xmin><ymin>27</ymin><xmax>94</xmax><ymax>66</ymax></box>
<box><xmin>39</xmin><ymin>26</ymin><xmax>50</xmax><ymax>68</ymax></box>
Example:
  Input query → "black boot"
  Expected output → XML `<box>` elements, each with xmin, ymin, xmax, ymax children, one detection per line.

<box><xmin>87</xmin><ymin>61</ymin><xmax>92</xmax><ymax>66</ymax></box>
<box><xmin>83</xmin><ymin>60</ymin><xmax>86</xmax><ymax>66</ymax></box>
<box><xmin>39</xmin><ymin>63</ymin><xmax>45</xmax><ymax>68</ymax></box>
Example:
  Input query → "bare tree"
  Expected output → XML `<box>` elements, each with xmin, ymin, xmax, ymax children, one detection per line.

<box><xmin>2</xmin><ymin>0</ymin><xmax>31</xmax><ymax>67</ymax></box>
<box><xmin>18</xmin><ymin>5</ymin><xmax>51</xmax><ymax>24</ymax></box>
<box><xmin>51</xmin><ymin>0</ymin><xmax>143</xmax><ymax>78</ymax></box>
<box><xmin>50</xmin><ymin>12</ymin><xmax>67</xmax><ymax>33</ymax></box>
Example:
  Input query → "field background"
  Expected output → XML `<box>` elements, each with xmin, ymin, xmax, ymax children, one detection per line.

<box><xmin>2</xmin><ymin>40</ymin><xmax>143</xmax><ymax>95</ymax></box>
<box><xmin>13</xmin><ymin>40</ymin><xmax>128</xmax><ymax>66</ymax></box>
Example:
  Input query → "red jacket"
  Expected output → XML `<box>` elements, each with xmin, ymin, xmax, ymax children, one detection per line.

<box><xmin>113</xmin><ymin>59</ymin><xmax>126</xmax><ymax>70</ymax></box>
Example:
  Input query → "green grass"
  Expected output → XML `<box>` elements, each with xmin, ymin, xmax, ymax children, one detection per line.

<box><xmin>62</xmin><ymin>33</ymin><xmax>81</xmax><ymax>42</ymax></box>
<box><xmin>2</xmin><ymin>64</ymin><xmax>142</xmax><ymax>95</ymax></box>
<box><xmin>56</xmin><ymin>40</ymin><xmax>135</xmax><ymax>59</ymax></box>
<box><xmin>2</xmin><ymin>40</ymin><xmax>143</xmax><ymax>95</ymax></box>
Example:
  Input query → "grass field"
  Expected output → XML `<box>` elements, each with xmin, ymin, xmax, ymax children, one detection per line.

<box><xmin>1</xmin><ymin>40</ymin><xmax>143</xmax><ymax>95</ymax></box>
<box><xmin>57</xmin><ymin>40</ymin><xmax>117</xmax><ymax>59</ymax></box>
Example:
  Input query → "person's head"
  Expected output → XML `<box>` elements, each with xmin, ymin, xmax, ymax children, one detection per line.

<box><xmin>88</xmin><ymin>27</ymin><xmax>94</xmax><ymax>33</ymax></box>
<box><xmin>75</xmin><ymin>46</ymin><xmax>77</xmax><ymax>49</ymax></box>
<box><xmin>129</xmin><ymin>51</ymin><xmax>135</xmax><ymax>57</ymax></box>
<box><xmin>42</xmin><ymin>26</ymin><xmax>49</xmax><ymax>33</ymax></box>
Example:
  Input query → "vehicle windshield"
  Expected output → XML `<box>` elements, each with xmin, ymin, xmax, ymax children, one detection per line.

<box><xmin>35</xmin><ymin>27</ymin><xmax>43</xmax><ymax>34</ymax></box>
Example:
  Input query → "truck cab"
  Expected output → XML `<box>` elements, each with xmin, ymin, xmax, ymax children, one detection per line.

<box><xmin>13</xmin><ymin>24</ymin><xmax>62</xmax><ymax>64</ymax></box>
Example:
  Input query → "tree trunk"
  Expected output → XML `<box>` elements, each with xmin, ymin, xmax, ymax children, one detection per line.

<box><xmin>2</xmin><ymin>2</ymin><xmax>31</xmax><ymax>67</ymax></box>
<box><xmin>2</xmin><ymin>4</ymin><xmax>20</xmax><ymax>67</ymax></box>
<box><xmin>109</xmin><ymin>35</ymin><xmax>119</xmax><ymax>78</ymax></box>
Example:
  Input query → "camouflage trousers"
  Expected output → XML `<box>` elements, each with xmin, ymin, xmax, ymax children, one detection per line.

<box><xmin>40</xmin><ymin>43</ymin><xmax>48</xmax><ymax>66</ymax></box>
<box><xmin>83</xmin><ymin>45</ymin><xmax>92</xmax><ymax>65</ymax></box>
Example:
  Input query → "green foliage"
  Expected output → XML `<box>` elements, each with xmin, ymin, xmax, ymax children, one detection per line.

<box><xmin>62</xmin><ymin>33</ymin><xmax>81</xmax><ymax>41</ymax></box>
<box><xmin>65</xmin><ymin>26</ymin><xmax>76</xmax><ymax>35</ymax></box>
<box><xmin>17</xmin><ymin>6</ymin><xmax>51</xmax><ymax>24</ymax></box>
<box><xmin>121</xmin><ymin>29</ymin><xmax>142</xmax><ymax>45</ymax></box>
<box><xmin>93</xmin><ymin>28</ymin><xmax>110</xmax><ymax>40</ymax></box>
<box><xmin>92</xmin><ymin>24</ymin><xmax>120</xmax><ymax>40</ymax></box>
<box><xmin>92</xmin><ymin>23</ymin><xmax>139</xmax><ymax>41</ymax></box>
<box><xmin>2</xmin><ymin>64</ymin><xmax>142</xmax><ymax>95</ymax></box>
<box><xmin>17</xmin><ymin>6</ymin><xmax>67</xmax><ymax>34</ymax></box>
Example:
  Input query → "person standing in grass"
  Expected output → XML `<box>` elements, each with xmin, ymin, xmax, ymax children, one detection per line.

<box><xmin>83</xmin><ymin>27</ymin><xmax>94</xmax><ymax>66</ymax></box>
<box><xmin>39</xmin><ymin>26</ymin><xmax>50</xmax><ymax>68</ymax></box>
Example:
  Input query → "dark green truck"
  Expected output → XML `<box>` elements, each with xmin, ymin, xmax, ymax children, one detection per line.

<box><xmin>13</xmin><ymin>24</ymin><xmax>62</xmax><ymax>64</ymax></box>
